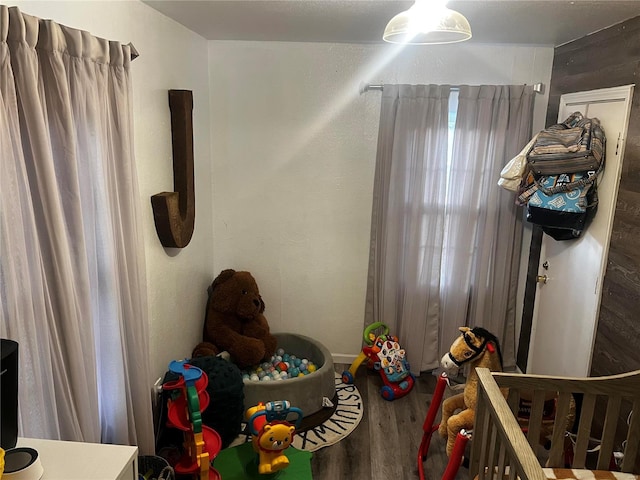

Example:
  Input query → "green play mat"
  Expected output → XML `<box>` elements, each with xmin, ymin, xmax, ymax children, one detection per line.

<box><xmin>213</xmin><ymin>442</ymin><xmax>313</xmax><ymax>480</ymax></box>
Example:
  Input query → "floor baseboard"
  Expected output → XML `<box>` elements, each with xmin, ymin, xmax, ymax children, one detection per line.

<box><xmin>331</xmin><ymin>353</ymin><xmax>358</xmax><ymax>364</ymax></box>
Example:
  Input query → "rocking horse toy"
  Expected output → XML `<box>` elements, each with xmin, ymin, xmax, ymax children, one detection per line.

<box><xmin>439</xmin><ymin>326</ymin><xmax>504</xmax><ymax>456</ymax></box>
<box><xmin>417</xmin><ymin>326</ymin><xmax>579</xmax><ymax>480</ymax></box>
<box><xmin>417</xmin><ymin>326</ymin><xmax>504</xmax><ymax>480</ymax></box>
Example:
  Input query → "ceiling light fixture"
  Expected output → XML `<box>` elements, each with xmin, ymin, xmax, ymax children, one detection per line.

<box><xmin>383</xmin><ymin>0</ymin><xmax>472</xmax><ymax>45</ymax></box>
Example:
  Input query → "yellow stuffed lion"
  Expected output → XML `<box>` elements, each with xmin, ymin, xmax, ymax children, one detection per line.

<box><xmin>246</xmin><ymin>403</ymin><xmax>297</xmax><ymax>475</ymax></box>
<box><xmin>253</xmin><ymin>423</ymin><xmax>295</xmax><ymax>474</ymax></box>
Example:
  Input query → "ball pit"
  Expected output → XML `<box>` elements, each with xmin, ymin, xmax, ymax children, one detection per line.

<box><xmin>241</xmin><ymin>348</ymin><xmax>318</xmax><ymax>382</ymax></box>
<box><xmin>241</xmin><ymin>333</ymin><xmax>335</xmax><ymax>418</ymax></box>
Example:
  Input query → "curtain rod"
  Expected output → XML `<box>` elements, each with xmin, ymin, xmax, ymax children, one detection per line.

<box><xmin>359</xmin><ymin>82</ymin><xmax>545</xmax><ymax>95</ymax></box>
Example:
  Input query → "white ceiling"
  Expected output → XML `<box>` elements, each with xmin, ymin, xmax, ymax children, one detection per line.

<box><xmin>141</xmin><ymin>0</ymin><xmax>640</xmax><ymax>46</ymax></box>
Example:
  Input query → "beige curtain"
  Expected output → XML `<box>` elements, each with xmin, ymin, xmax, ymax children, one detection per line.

<box><xmin>365</xmin><ymin>84</ymin><xmax>533</xmax><ymax>373</ymax></box>
<box><xmin>0</xmin><ymin>6</ymin><xmax>153</xmax><ymax>452</ymax></box>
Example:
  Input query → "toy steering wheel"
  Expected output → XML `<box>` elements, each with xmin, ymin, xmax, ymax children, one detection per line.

<box><xmin>363</xmin><ymin>322</ymin><xmax>390</xmax><ymax>346</ymax></box>
<box><xmin>248</xmin><ymin>401</ymin><xmax>303</xmax><ymax>436</ymax></box>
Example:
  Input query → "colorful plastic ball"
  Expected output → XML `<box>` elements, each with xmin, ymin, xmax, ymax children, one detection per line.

<box><xmin>241</xmin><ymin>348</ymin><xmax>319</xmax><ymax>381</ymax></box>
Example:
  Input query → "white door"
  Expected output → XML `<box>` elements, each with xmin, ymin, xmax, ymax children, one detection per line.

<box><xmin>527</xmin><ymin>85</ymin><xmax>634</xmax><ymax>377</ymax></box>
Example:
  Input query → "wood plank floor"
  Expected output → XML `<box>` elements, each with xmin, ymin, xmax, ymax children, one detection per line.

<box><xmin>310</xmin><ymin>363</ymin><xmax>469</xmax><ymax>480</ymax></box>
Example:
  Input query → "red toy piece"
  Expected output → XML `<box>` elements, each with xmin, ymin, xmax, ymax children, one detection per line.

<box><xmin>417</xmin><ymin>372</ymin><xmax>470</xmax><ymax>480</ymax></box>
<box><xmin>342</xmin><ymin>322</ymin><xmax>415</xmax><ymax>401</ymax></box>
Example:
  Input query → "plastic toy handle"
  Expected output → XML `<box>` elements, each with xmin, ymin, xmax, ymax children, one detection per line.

<box><xmin>287</xmin><ymin>407</ymin><xmax>304</xmax><ymax>429</ymax></box>
<box><xmin>248</xmin><ymin>410</ymin><xmax>267</xmax><ymax>436</ymax></box>
<box><xmin>266</xmin><ymin>401</ymin><xmax>304</xmax><ymax>428</ymax></box>
<box><xmin>265</xmin><ymin>400</ymin><xmax>290</xmax><ymax>416</ymax></box>
<box><xmin>248</xmin><ymin>403</ymin><xmax>304</xmax><ymax>434</ymax></box>
<box><xmin>363</xmin><ymin>322</ymin><xmax>389</xmax><ymax>346</ymax></box>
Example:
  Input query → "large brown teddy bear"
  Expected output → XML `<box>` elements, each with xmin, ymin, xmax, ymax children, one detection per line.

<box><xmin>192</xmin><ymin>269</ymin><xmax>277</xmax><ymax>369</ymax></box>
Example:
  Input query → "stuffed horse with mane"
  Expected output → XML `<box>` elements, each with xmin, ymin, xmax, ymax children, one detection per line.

<box><xmin>438</xmin><ymin>326</ymin><xmax>504</xmax><ymax>456</ymax></box>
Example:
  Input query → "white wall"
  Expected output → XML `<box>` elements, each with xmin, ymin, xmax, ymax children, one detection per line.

<box><xmin>5</xmin><ymin>0</ymin><xmax>555</xmax><ymax>380</ymax></box>
<box><xmin>209</xmin><ymin>41</ymin><xmax>554</xmax><ymax>361</ymax></box>
<box><xmin>8</xmin><ymin>1</ymin><xmax>214</xmax><ymax>382</ymax></box>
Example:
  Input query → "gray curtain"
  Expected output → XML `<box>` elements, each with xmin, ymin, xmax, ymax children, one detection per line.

<box><xmin>364</xmin><ymin>84</ymin><xmax>451</xmax><ymax>374</ymax></box>
<box><xmin>447</xmin><ymin>85</ymin><xmax>534</xmax><ymax>369</ymax></box>
<box><xmin>365</xmin><ymin>83</ymin><xmax>533</xmax><ymax>373</ymax></box>
<box><xmin>0</xmin><ymin>6</ymin><xmax>154</xmax><ymax>452</ymax></box>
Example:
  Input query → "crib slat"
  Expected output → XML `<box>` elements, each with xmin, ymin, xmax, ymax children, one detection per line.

<box><xmin>478</xmin><ymin>396</ymin><xmax>494</xmax><ymax>480</ymax></box>
<box><xmin>488</xmin><ymin>419</ymin><xmax>499</xmax><ymax>475</ymax></box>
<box><xmin>573</xmin><ymin>393</ymin><xmax>597</xmax><ymax>468</ymax></box>
<box><xmin>526</xmin><ymin>390</ymin><xmax>546</xmax><ymax>450</ymax></box>
<box><xmin>507</xmin><ymin>388</ymin><xmax>520</xmax><ymax>416</ymax></box>
<box><xmin>509</xmin><ymin>459</ymin><xmax>518</xmax><ymax>480</ymax></box>
<box><xmin>548</xmin><ymin>391</ymin><xmax>572</xmax><ymax>467</ymax></box>
<box><xmin>471</xmin><ymin>386</ymin><xmax>489</xmax><ymax>479</ymax></box>
<box><xmin>621</xmin><ymin>397</ymin><xmax>640</xmax><ymax>472</ymax></box>
<box><xmin>497</xmin><ymin>437</ymin><xmax>507</xmax><ymax>479</ymax></box>
<box><xmin>597</xmin><ymin>395</ymin><xmax>621</xmax><ymax>470</ymax></box>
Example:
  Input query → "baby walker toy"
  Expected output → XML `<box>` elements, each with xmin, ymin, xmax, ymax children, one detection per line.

<box><xmin>341</xmin><ymin>322</ymin><xmax>414</xmax><ymax>401</ymax></box>
<box><xmin>163</xmin><ymin>360</ymin><xmax>222</xmax><ymax>480</ymax></box>
<box><xmin>245</xmin><ymin>400</ymin><xmax>303</xmax><ymax>475</ymax></box>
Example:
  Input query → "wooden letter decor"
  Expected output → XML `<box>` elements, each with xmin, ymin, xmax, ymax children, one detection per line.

<box><xmin>151</xmin><ymin>90</ymin><xmax>195</xmax><ymax>248</ymax></box>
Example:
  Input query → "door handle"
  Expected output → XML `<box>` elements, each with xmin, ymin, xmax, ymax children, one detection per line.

<box><xmin>536</xmin><ymin>275</ymin><xmax>548</xmax><ymax>284</ymax></box>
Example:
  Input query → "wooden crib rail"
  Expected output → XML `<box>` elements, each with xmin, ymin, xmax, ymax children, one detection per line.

<box><xmin>470</xmin><ymin>367</ymin><xmax>547</xmax><ymax>480</ymax></box>
<box><xmin>469</xmin><ymin>367</ymin><xmax>640</xmax><ymax>480</ymax></box>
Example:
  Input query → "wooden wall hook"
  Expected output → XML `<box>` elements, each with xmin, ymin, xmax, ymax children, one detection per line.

<box><xmin>151</xmin><ymin>90</ymin><xmax>195</xmax><ymax>248</ymax></box>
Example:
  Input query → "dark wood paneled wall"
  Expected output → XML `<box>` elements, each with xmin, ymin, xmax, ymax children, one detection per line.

<box><xmin>517</xmin><ymin>19</ymin><xmax>640</xmax><ymax>464</ymax></box>
<box><xmin>599</xmin><ymin>85</ymin><xmax>640</xmax><ymax>376</ymax></box>
<box><xmin>545</xmin><ymin>17</ymin><xmax>640</xmax><ymax>129</ymax></box>
<box><xmin>519</xmin><ymin>15</ymin><xmax>640</xmax><ymax>377</ymax></box>
<box><xmin>549</xmin><ymin>16</ymin><xmax>640</xmax><ymax>377</ymax></box>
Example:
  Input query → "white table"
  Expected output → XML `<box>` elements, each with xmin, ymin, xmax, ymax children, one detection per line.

<box><xmin>16</xmin><ymin>437</ymin><xmax>138</xmax><ymax>480</ymax></box>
